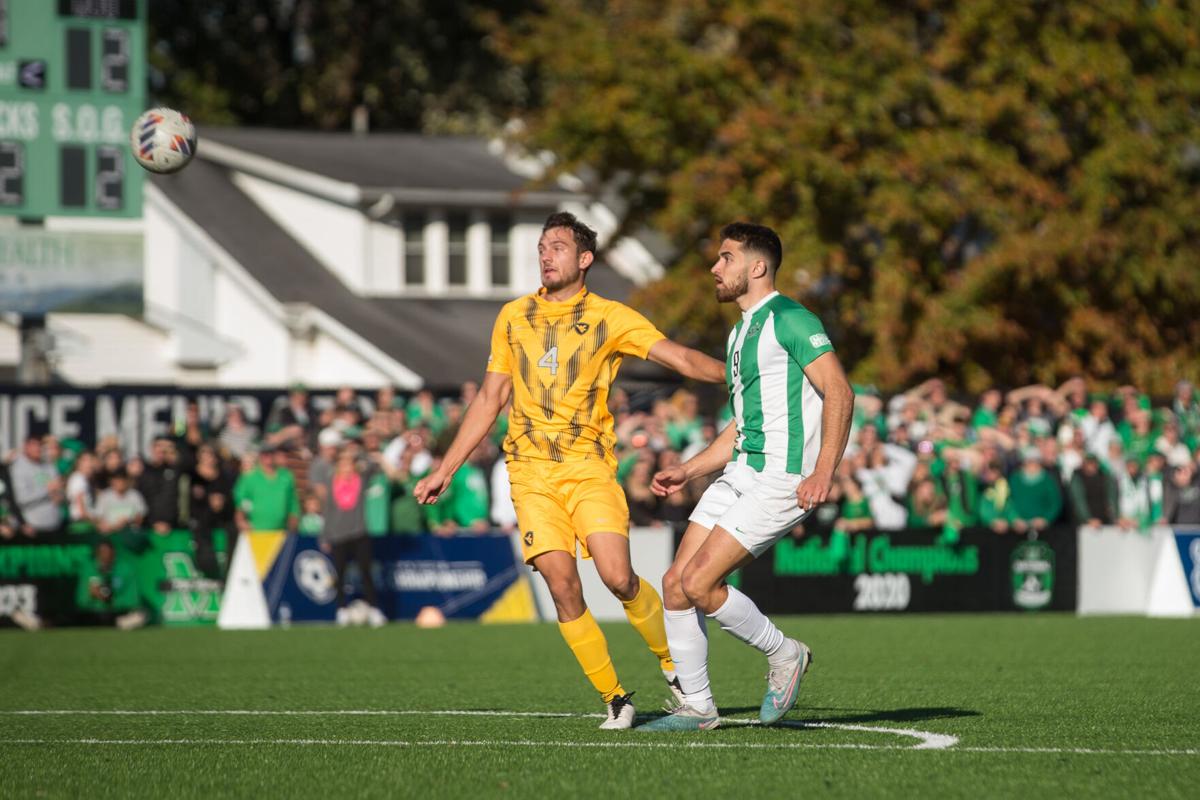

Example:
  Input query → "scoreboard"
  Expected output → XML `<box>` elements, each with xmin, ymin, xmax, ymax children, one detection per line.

<box><xmin>0</xmin><ymin>0</ymin><xmax>146</xmax><ymax>219</ymax></box>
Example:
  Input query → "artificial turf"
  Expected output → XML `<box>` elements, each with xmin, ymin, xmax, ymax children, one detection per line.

<box><xmin>1</xmin><ymin>614</ymin><xmax>1197</xmax><ymax>798</ymax></box>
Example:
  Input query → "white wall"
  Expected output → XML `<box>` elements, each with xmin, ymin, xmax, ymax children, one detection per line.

<box><xmin>143</xmin><ymin>198</ymin><xmax>181</xmax><ymax>327</ymax></box>
<box><xmin>210</xmin><ymin>268</ymin><xmax>291</xmax><ymax>386</ymax></box>
<box><xmin>233</xmin><ymin>172</ymin><xmax>369</xmax><ymax>294</ymax></box>
<box><xmin>47</xmin><ymin>314</ymin><xmax>174</xmax><ymax>385</ymax></box>
<box><xmin>512</xmin><ymin>213</ymin><xmax>546</xmax><ymax>294</ymax></box>
<box><xmin>367</xmin><ymin>221</ymin><xmax>402</xmax><ymax>295</ymax></box>
<box><xmin>291</xmin><ymin>328</ymin><xmax>397</xmax><ymax>388</ymax></box>
<box><xmin>144</xmin><ymin>191</ymin><xmax>245</xmax><ymax>370</ymax></box>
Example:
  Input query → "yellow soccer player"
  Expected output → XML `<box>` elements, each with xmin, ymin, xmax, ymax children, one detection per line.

<box><xmin>415</xmin><ymin>211</ymin><xmax>725</xmax><ymax>729</ymax></box>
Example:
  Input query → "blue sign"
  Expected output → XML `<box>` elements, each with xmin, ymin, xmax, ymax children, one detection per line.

<box><xmin>1173</xmin><ymin>531</ymin><xmax>1200</xmax><ymax>609</ymax></box>
<box><xmin>263</xmin><ymin>534</ymin><xmax>528</xmax><ymax>623</ymax></box>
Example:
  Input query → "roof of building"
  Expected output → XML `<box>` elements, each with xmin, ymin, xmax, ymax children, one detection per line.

<box><xmin>202</xmin><ymin>127</ymin><xmax>576</xmax><ymax>200</ymax></box>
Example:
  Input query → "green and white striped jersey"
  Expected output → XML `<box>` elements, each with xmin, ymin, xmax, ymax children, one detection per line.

<box><xmin>726</xmin><ymin>291</ymin><xmax>834</xmax><ymax>475</ymax></box>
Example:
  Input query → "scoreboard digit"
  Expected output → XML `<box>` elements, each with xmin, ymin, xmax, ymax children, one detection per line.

<box><xmin>0</xmin><ymin>0</ymin><xmax>146</xmax><ymax>219</ymax></box>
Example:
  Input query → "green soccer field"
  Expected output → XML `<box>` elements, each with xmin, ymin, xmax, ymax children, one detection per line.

<box><xmin>2</xmin><ymin>615</ymin><xmax>1197</xmax><ymax>798</ymax></box>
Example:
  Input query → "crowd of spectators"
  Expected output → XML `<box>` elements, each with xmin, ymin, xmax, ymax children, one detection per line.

<box><xmin>4</xmin><ymin>375</ymin><xmax>1200</xmax><ymax>570</ymax></box>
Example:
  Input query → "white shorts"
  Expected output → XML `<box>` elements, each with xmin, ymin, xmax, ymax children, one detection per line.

<box><xmin>689</xmin><ymin>461</ymin><xmax>810</xmax><ymax>557</ymax></box>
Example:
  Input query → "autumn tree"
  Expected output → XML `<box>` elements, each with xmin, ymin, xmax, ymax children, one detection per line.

<box><xmin>493</xmin><ymin>0</ymin><xmax>1200</xmax><ymax>394</ymax></box>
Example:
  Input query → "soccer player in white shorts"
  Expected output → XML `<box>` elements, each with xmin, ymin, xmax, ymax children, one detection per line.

<box><xmin>639</xmin><ymin>223</ymin><xmax>854</xmax><ymax>732</ymax></box>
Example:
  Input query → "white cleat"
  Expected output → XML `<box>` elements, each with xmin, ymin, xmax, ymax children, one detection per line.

<box><xmin>367</xmin><ymin>606</ymin><xmax>387</xmax><ymax>628</ymax></box>
<box><xmin>11</xmin><ymin>609</ymin><xmax>42</xmax><ymax>631</ymax></box>
<box><xmin>599</xmin><ymin>693</ymin><xmax>636</xmax><ymax>730</ymax></box>
<box><xmin>115</xmin><ymin>609</ymin><xmax>147</xmax><ymax>631</ymax></box>
<box><xmin>335</xmin><ymin>607</ymin><xmax>352</xmax><ymax>628</ymax></box>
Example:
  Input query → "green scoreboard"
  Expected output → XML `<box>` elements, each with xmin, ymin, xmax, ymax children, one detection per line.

<box><xmin>0</xmin><ymin>0</ymin><xmax>146</xmax><ymax>219</ymax></box>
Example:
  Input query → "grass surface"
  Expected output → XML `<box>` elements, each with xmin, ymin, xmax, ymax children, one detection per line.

<box><xmin>2</xmin><ymin>615</ymin><xmax>1198</xmax><ymax>798</ymax></box>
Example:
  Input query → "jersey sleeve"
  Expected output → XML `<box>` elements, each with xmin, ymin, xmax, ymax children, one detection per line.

<box><xmin>611</xmin><ymin>303</ymin><xmax>666</xmax><ymax>359</ymax></box>
<box><xmin>773</xmin><ymin>307</ymin><xmax>834</xmax><ymax>367</ymax></box>
<box><xmin>486</xmin><ymin>308</ymin><xmax>513</xmax><ymax>374</ymax></box>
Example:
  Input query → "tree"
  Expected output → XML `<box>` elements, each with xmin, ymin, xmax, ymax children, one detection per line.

<box><xmin>149</xmin><ymin>0</ymin><xmax>533</xmax><ymax>133</ymax></box>
<box><xmin>493</xmin><ymin>0</ymin><xmax>1200</xmax><ymax>394</ymax></box>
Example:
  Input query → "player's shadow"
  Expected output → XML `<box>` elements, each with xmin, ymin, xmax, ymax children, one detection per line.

<box><xmin>714</xmin><ymin>705</ymin><xmax>980</xmax><ymax>724</ymax></box>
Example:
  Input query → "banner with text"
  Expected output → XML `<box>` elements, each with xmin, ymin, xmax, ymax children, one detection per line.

<box><xmin>0</xmin><ymin>529</ymin><xmax>219</xmax><ymax>627</ymax></box>
<box><xmin>0</xmin><ymin>385</ymin><xmax>392</xmax><ymax>456</ymax></box>
<box><xmin>739</xmin><ymin>526</ymin><xmax>1077</xmax><ymax>614</ymax></box>
<box><xmin>256</xmin><ymin>533</ymin><xmax>536</xmax><ymax>624</ymax></box>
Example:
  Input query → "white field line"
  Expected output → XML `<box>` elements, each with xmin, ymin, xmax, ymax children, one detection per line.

<box><xmin>0</xmin><ymin>738</ymin><xmax>1196</xmax><ymax>757</ymax></box>
<box><xmin>1</xmin><ymin>710</ymin><xmax>1197</xmax><ymax>756</ymax></box>
<box><xmin>0</xmin><ymin>709</ymin><xmax>951</xmax><ymax>749</ymax></box>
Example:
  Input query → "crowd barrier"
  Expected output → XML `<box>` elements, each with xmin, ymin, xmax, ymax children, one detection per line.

<box><xmin>4</xmin><ymin>525</ymin><xmax>1197</xmax><ymax>627</ymax></box>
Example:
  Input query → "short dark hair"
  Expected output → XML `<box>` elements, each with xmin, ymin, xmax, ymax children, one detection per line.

<box><xmin>720</xmin><ymin>222</ymin><xmax>783</xmax><ymax>274</ymax></box>
<box><xmin>542</xmin><ymin>212</ymin><xmax>598</xmax><ymax>257</ymax></box>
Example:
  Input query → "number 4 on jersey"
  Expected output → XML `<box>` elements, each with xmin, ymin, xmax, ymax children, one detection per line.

<box><xmin>538</xmin><ymin>346</ymin><xmax>559</xmax><ymax>376</ymax></box>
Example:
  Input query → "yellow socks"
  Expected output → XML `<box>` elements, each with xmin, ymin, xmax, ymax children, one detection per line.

<box><xmin>621</xmin><ymin>577</ymin><xmax>675</xmax><ymax>674</ymax></box>
<box><xmin>559</xmin><ymin>609</ymin><xmax>624</xmax><ymax>702</ymax></box>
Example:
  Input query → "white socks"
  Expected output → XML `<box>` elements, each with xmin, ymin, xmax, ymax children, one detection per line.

<box><xmin>709</xmin><ymin>585</ymin><xmax>790</xmax><ymax>665</ymax></box>
<box><xmin>663</xmin><ymin>607</ymin><xmax>715</xmax><ymax>712</ymax></box>
<box><xmin>663</xmin><ymin>587</ymin><xmax>793</xmax><ymax>714</ymax></box>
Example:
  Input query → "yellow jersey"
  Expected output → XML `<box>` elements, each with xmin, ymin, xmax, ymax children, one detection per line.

<box><xmin>487</xmin><ymin>287</ymin><xmax>665</xmax><ymax>468</ymax></box>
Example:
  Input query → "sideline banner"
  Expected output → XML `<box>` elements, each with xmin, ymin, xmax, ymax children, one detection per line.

<box><xmin>223</xmin><ymin>532</ymin><xmax>537</xmax><ymax>625</ymax></box>
<box><xmin>1175</xmin><ymin>531</ymin><xmax>1200</xmax><ymax>609</ymax></box>
<box><xmin>739</xmin><ymin>525</ymin><xmax>1077</xmax><ymax>614</ymax></box>
<box><xmin>0</xmin><ymin>385</ymin><xmax>397</xmax><ymax>457</ymax></box>
<box><xmin>0</xmin><ymin>530</ymin><xmax>218</xmax><ymax>627</ymax></box>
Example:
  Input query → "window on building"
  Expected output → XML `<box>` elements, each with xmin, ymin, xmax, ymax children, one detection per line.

<box><xmin>447</xmin><ymin>212</ymin><xmax>469</xmax><ymax>286</ymax></box>
<box><xmin>490</xmin><ymin>213</ymin><xmax>512</xmax><ymax>287</ymax></box>
<box><xmin>402</xmin><ymin>212</ymin><xmax>425</xmax><ymax>285</ymax></box>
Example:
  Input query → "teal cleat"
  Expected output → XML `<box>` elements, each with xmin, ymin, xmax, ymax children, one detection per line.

<box><xmin>759</xmin><ymin>639</ymin><xmax>813</xmax><ymax>725</ymax></box>
<box><xmin>637</xmin><ymin>702</ymin><xmax>720</xmax><ymax>732</ymax></box>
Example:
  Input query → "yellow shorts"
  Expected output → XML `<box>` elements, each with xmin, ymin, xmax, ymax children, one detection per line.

<box><xmin>507</xmin><ymin>459</ymin><xmax>630</xmax><ymax>564</ymax></box>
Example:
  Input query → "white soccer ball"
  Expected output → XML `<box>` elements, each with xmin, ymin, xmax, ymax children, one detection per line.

<box><xmin>348</xmin><ymin>599</ymin><xmax>371</xmax><ymax>627</ymax></box>
<box><xmin>130</xmin><ymin>107</ymin><xmax>197</xmax><ymax>174</ymax></box>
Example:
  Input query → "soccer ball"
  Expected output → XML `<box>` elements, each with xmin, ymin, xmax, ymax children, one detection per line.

<box><xmin>347</xmin><ymin>599</ymin><xmax>371</xmax><ymax>626</ymax></box>
<box><xmin>130</xmin><ymin>107</ymin><xmax>197</xmax><ymax>174</ymax></box>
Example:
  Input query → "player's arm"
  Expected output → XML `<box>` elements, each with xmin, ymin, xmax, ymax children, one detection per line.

<box><xmin>796</xmin><ymin>352</ymin><xmax>855</xmax><ymax>510</ymax></box>
<box><xmin>413</xmin><ymin>370</ymin><xmax>511</xmax><ymax>504</ymax></box>
<box><xmin>646</xmin><ymin>339</ymin><xmax>726</xmax><ymax>383</ymax></box>
<box><xmin>651</xmin><ymin>420</ymin><xmax>738</xmax><ymax>497</ymax></box>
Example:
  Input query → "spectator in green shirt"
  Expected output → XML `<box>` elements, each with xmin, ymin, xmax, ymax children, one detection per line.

<box><xmin>233</xmin><ymin>445</ymin><xmax>299</xmax><ymax>533</ymax></box>
<box><xmin>1171</xmin><ymin>380</ymin><xmax>1200</xmax><ymax>448</ymax></box>
<box><xmin>406</xmin><ymin>389</ymin><xmax>448</xmax><ymax>437</ymax></box>
<box><xmin>665</xmin><ymin>389</ymin><xmax>704</xmax><ymax>452</ymax></box>
<box><xmin>1118</xmin><ymin>408</ymin><xmax>1157</xmax><ymax>466</ymax></box>
<box><xmin>1008</xmin><ymin>448</ymin><xmax>1063</xmax><ymax>534</ymax></box>
<box><xmin>426</xmin><ymin>445</ymin><xmax>491</xmax><ymax>535</ymax></box>
<box><xmin>907</xmin><ymin>477</ymin><xmax>948</xmax><ymax>528</ymax></box>
<box><xmin>978</xmin><ymin>460</ymin><xmax>1010</xmax><ymax>533</ymax></box>
<box><xmin>1143</xmin><ymin>452</ymin><xmax>1168</xmax><ymax>527</ymax></box>
<box><xmin>297</xmin><ymin>493</ymin><xmax>324</xmax><ymax>536</ymax></box>
<box><xmin>971</xmin><ymin>389</ymin><xmax>1002</xmax><ymax>431</ymax></box>
<box><xmin>936</xmin><ymin>455</ymin><xmax>978</xmax><ymax>529</ymax></box>
<box><xmin>834</xmin><ymin>475</ymin><xmax>875</xmax><ymax>532</ymax></box>
<box><xmin>75</xmin><ymin>540</ymin><xmax>144</xmax><ymax>628</ymax></box>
